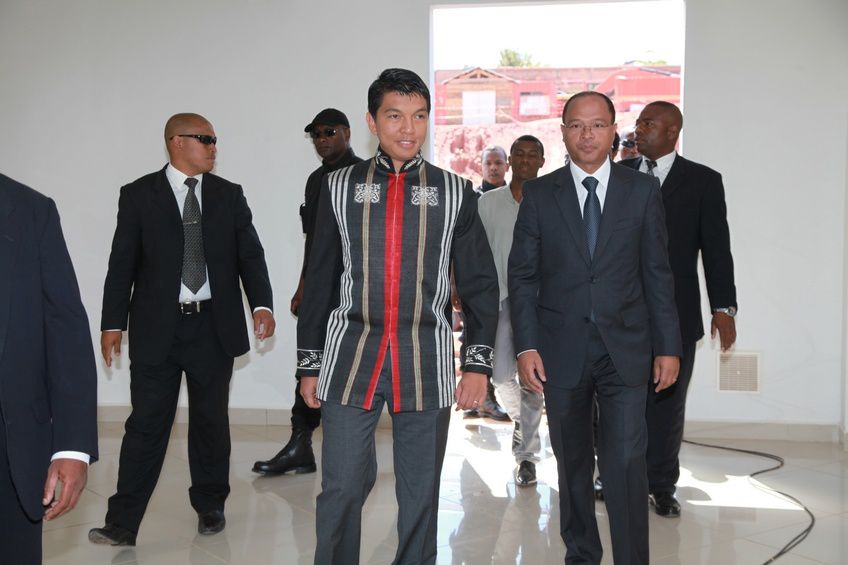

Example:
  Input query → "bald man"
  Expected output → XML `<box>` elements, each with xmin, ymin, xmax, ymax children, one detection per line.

<box><xmin>90</xmin><ymin>113</ymin><xmax>275</xmax><ymax>545</ymax></box>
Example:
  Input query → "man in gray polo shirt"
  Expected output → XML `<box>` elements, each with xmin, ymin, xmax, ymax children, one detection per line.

<box><xmin>477</xmin><ymin>135</ymin><xmax>546</xmax><ymax>486</ymax></box>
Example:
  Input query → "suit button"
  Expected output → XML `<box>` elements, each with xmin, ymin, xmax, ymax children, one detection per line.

<box><xmin>583</xmin><ymin>317</ymin><xmax>590</xmax><ymax>323</ymax></box>
<box><xmin>590</xmin><ymin>275</ymin><xmax>599</xmax><ymax>283</ymax></box>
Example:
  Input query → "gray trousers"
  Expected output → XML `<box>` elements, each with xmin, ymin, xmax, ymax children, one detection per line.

<box><xmin>316</xmin><ymin>369</ymin><xmax>451</xmax><ymax>565</ymax></box>
<box><xmin>492</xmin><ymin>298</ymin><xmax>544</xmax><ymax>463</ymax></box>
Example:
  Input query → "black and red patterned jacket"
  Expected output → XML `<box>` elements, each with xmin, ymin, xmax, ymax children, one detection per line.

<box><xmin>296</xmin><ymin>148</ymin><xmax>499</xmax><ymax>412</ymax></box>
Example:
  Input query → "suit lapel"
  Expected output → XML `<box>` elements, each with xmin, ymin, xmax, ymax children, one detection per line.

<box><xmin>661</xmin><ymin>155</ymin><xmax>685</xmax><ymax>199</ymax></box>
<box><xmin>0</xmin><ymin>182</ymin><xmax>18</xmax><ymax>363</ymax></box>
<box><xmin>552</xmin><ymin>165</ymin><xmax>591</xmax><ymax>266</ymax></box>
<box><xmin>153</xmin><ymin>166</ymin><xmax>182</xmax><ymax>225</ymax></box>
<box><xmin>593</xmin><ymin>164</ymin><xmax>631</xmax><ymax>259</ymax></box>
<box><xmin>200</xmin><ymin>174</ymin><xmax>218</xmax><ymax>256</ymax></box>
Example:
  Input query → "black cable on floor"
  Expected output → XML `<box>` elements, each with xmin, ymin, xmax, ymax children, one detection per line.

<box><xmin>681</xmin><ymin>439</ymin><xmax>816</xmax><ymax>564</ymax></box>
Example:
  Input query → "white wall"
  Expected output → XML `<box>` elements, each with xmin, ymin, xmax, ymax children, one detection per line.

<box><xmin>1</xmin><ymin>0</ymin><xmax>846</xmax><ymax>426</ymax></box>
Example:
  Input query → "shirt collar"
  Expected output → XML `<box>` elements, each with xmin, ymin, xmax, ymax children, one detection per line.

<box><xmin>650</xmin><ymin>151</ymin><xmax>676</xmax><ymax>173</ymax></box>
<box><xmin>166</xmin><ymin>163</ymin><xmax>203</xmax><ymax>191</ymax></box>
<box><xmin>643</xmin><ymin>151</ymin><xmax>676</xmax><ymax>173</ymax></box>
<box><xmin>570</xmin><ymin>157</ymin><xmax>611</xmax><ymax>190</ymax></box>
<box><xmin>374</xmin><ymin>146</ymin><xmax>423</xmax><ymax>173</ymax></box>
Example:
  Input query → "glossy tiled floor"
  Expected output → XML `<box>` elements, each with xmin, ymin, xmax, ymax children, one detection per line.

<box><xmin>43</xmin><ymin>416</ymin><xmax>848</xmax><ymax>564</ymax></box>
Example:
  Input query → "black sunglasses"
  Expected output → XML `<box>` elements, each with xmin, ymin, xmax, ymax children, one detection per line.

<box><xmin>621</xmin><ymin>139</ymin><xmax>636</xmax><ymax>149</ymax></box>
<box><xmin>174</xmin><ymin>134</ymin><xmax>217</xmax><ymax>145</ymax></box>
<box><xmin>309</xmin><ymin>127</ymin><xmax>338</xmax><ymax>139</ymax></box>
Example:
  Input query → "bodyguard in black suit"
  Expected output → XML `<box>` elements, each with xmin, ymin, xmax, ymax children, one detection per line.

<box><xmin>89</xmin><ymin>113</ymin><xmax>275</xmax><ymax>545</ymax></box>
<box><xmin>621</xmin><ymin>101</ymin><xmax>737</xmax><ymax>517</ymax></box>
<box><xmin>0</xmin><ymin>173</ymin><xmax>98</xmax><ymax>564</ymax></box>
<box><xmin>509</xmin><ymin>92</ymin><xmax>682</xmax><ymax>564</ymax></box>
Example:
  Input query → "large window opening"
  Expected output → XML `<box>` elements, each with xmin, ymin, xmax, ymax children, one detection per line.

<box><xmin>431</xmin><ymin>1</ymin><xmax>685</xmax><ymax>186</ymax></box>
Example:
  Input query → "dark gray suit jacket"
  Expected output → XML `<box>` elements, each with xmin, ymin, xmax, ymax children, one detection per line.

<box><xmin>508</xmin><ymin>162</ymin><xmax>682</xmax><ymax>388</ymax></box>
<box><xmin>0</xmin><ymin>173</ymin><xmax>98</xmax><ymax>520</ymax></box>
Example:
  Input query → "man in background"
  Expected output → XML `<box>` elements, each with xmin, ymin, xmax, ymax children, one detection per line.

<box><xmin>477</xmin><ymin>135</ymin><xmax>547</xmax><ymax>487</ymax></box>
<box><xmin>621</xmin><ymin>100</ymin><xmax>737</xmax><ymax>517</ymax></box>
<box><xmin>252</xmin><ymin>108</ymin><xmax>361</xmax><ymax>476</ymax></box>
<box><xmin>476</xmin><ymin>145</ymin><xmax>509</xmax><ymax>194</ymax></box>
<box><xmin>463</xmin><ymin>145</ymin><xmax>510</xmax><ymax>420</ymax></box>
<box><xmin>618</xmin><ymin>126</ymin><xmax>639</xmax><ymax>161</ymax></box>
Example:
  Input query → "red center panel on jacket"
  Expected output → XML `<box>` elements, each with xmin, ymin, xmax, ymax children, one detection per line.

<box><xmin>363</xmin><ymin>172</ymin><xmax>406</xmax><ymax>411</ymax></box>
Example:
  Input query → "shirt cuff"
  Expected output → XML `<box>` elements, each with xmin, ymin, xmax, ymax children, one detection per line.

<box><xmin>253</xmin><ymin>307</ymin><xmax>273</xmax><ymax>314</ymax></box>
<box><xmin>104</xmin><ymin>329</ymin><xmax>122</xmax><ymax>332</ymax></box>
<box><xmin>51</xmin><ymin>451</ymin><xmax>90</xmax><ymax>465</ymax></box>
<box><xmin>516</xmin><ymin>349</ymin><xmax>537</xmax><ymax>358</ymax></box>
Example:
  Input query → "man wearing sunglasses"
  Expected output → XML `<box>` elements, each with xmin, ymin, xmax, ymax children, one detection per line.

<box><xmin>90</xmin><ymin>112</ymin><xmax>275</xmax><ymax>545</ymax></box>
<box><xmin>618</xmin><ymin>127</ymin><xmax>639</xmax><ymax>161</ymax></box>
<box><xmin>252</xmin><ymin>108</ymin><xmax>361</xmax><ymax>476</ymax></box>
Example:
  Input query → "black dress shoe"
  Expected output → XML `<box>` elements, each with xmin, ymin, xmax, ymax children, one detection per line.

<box><xmin>88</xmin><ymin>524</ymin><xmax>137</xmax><ymax>546</ymax></box>
<box><xmin>477</xmin><ymin>398</ymin><xmax>510</xmax><ymax>421</ymax></box>
<box><xmin>197</xmin><ymin>510</ymin><xmax>226</xmax><ymax>535</ymax></box>
<box><xmin>593</xmin><ymin>477</ymin><xmax>604</xmax><ymax>501</ymax></box>
<box><xmin>650</xmin><ymin>491</ymin><xmax>681</xmax><ymax>517</ymax></box>
<box><xmin>515</xmin><ymin>460</ymin><xmax>537</xmax><ymax>486</ymax></box>
<box><xmin>252</xmin><ymin>428</ymin><xmax>317</xmax><ymax>475</ymax></box>
<box><xmin>476</xmin><ymin>382</ymin><xmax>511</xmax><ymax>421</ymax></box>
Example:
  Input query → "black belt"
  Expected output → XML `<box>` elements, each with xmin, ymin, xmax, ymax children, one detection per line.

<box><xmin>179</xmin><ymin>300</ymin><xmax>211</xmax><ymax>314</ymax></box>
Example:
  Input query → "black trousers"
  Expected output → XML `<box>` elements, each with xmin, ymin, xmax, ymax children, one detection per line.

<box><xmin>105</xmin><ymin>307</ymin><xmax>234</xmax><ymax>534</ymax></box>
<box><xmin>646</xmin><ymin>340</ymin><xmax>697</xmax><ymax>494</ymax></box>
<box><xmin>291</xmin><ymin>377</ymin><xmax>321</xmax><ymax>431</ymax></box>
<box><xmin>545</xmin><ymin>325</ymin><xmax>649</xmax><ymax>565</ymax></box>
<box><xmin>0</xmin><ymin>408</ymin><xmax>42</xmax><ymax>565</ymax></box>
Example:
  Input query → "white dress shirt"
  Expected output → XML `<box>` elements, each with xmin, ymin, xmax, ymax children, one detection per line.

<box><xmin>638</xmin><ymin>151</ymin><xmax>676</xmax><ymax>187</ymax></box>
<box><xmin>570</xmin><ymin>157</ymin><xmax>612</xmax><ymax>215</ymax></box>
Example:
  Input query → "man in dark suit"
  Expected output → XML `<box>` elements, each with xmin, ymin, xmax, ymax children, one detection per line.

<box><xmin>89</xmin><ymin>113</ymin><xmax>275</xmax><ymax>545</ymax></box>
<box><xmin>509</xmin><ymin>92</ymin><xmax>682</xmax><ymax>564</ymax></box>
<box><xmin>0</xmin><ymin>173</ymin><xmax>98</xmax><ymax>564</ymax></box>
<box><xmin>620</xmin><ymin>101</ymin><xmax>737</xmax><ymax>517</ymax></box>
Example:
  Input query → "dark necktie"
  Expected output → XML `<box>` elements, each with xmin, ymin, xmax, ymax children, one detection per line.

<box><xmin>582</xmin><ymin>176</ymin><xmax>601</xmax><ymax>259</ymax></box>
<box><xmin>646</xmin><ymin>159</ymin><xmax>658</xmax><ymax>177</ymax></box>
<box><xmin>182</xmin><ymin>177</ymin><xmax>207</xmax><ymax>293</ymax></box>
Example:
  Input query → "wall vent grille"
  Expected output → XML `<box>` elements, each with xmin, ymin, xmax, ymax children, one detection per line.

<box><xmin>718</xmin><ymin>352</ymin><xmax>760</xmax><ymax>393</ymax></box>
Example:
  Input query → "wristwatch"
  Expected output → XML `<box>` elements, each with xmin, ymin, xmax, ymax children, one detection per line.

<box><xmin>713</xmin><ymin>306</ymin><xmax>737</xmax><ymax>317</ymax></box>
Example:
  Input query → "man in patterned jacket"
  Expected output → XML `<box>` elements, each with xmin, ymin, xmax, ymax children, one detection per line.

<box><xmin>296</xmin><ymin>68</ymin><xmax>499</xmax><ymax>564</ymax></box>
